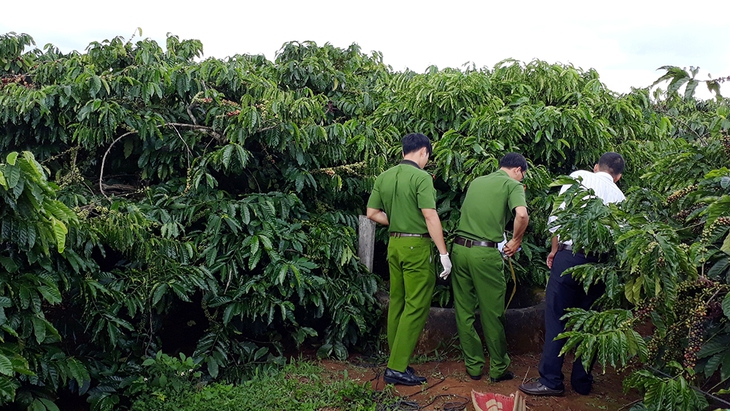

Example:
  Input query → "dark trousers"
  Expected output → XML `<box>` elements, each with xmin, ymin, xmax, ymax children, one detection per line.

<box><xmin>538</xmin><ymin>249</ymin><xmax>605</xmax><ymax>395</ymax></box>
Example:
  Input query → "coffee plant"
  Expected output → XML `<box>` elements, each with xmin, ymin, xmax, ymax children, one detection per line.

<box><xmin>0</xmin><ymin>30</ymin><xmax>729</xmax><ymax>410</ymax></box>
<box><xmin>551</xmin><ymin>84</ymin><xmax>730</xmax><ymax>410</ymax></box>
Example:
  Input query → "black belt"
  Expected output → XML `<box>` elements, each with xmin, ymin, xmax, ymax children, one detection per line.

<box><xmin>558</xmin><ymin>243</ymin><xmax>589</xmax><ymax>255</ymax></box>
<box><xmin>558</xmin><ymin>243</ymin><xmax>574</xmax><ymax>251</ymax></box>
<box><xmin>454</xmin><ymin>236</ymin><xmax>497</xmax><ymax>248</ymax></box>
<box><xmin>390</xmin><ymin>232</ymin><xmax>430</xmax><ymax>238</ymax></box>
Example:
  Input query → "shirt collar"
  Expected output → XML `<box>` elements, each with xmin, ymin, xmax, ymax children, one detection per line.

<box><xmin>594</xmin><ymin>171</ymin><xmax>614</xmax><ymax>183</ymax></box>
<box><xmin>399</xmin><ymin>159</ymin><xmax>421</xmax><ymax>169</ymax></box>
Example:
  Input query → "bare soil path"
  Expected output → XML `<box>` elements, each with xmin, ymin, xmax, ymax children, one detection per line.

<box><xmin>321</xmin><ymin>352</ymin><xmax>641</xmax><ymax>411</ymax></box>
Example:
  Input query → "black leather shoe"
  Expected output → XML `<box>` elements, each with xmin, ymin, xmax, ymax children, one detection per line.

<box><xmin>573</xmin><ymin>386</ymin><xmax>592</xmax><ymax>396</ymax></box>
<box><xmin>489</xmin><ymin>370</ymin><xmax>515</xmax><ymax>383</ymax></box>
<box><xmin>469</xmin><ymin>373</ymin><xmax>482</xmax><ymax>381</ymax></box>
<box><xmin>384</xmin><ymin>368</ymin><xmax>427</xmax><ymax>386</ymax></box>
<box><xmin>519</xmin><ymin>381</ymin><xmax>564</xmax><ymax>396</ymax></box>
<box><xmin>406</xmin><ymin>366</ymin><xmax>416</xmax><ymax>375</ymax></box>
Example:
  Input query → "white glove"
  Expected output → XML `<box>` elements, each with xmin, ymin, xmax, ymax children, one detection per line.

<box><xmin>439</xmin><ymin>253</ymin><xmax>452</xmax><ymax>279</ymax></box>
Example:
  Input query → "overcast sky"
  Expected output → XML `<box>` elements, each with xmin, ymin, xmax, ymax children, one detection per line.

<box><xmin>2</xmin><ymin>0</ymin><xmax>728</xmax><ymax>99</ymax></box>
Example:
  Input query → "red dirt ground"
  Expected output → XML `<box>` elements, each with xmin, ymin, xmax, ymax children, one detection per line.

<box><xmin>321</xmin><ymin>352</ymin><xmax>642</xmax><ymax>411</ymax></box>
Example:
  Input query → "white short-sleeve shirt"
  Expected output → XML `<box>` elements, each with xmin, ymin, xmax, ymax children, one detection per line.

<box><xmin>549</xmin><ymin>170</ymin><xmax>625</xmax><ymax>245</ymax></box>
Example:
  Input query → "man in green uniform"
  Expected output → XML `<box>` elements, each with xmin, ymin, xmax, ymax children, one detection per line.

<box><xmin>448</xmin><ymin>153</ymin><xmax>529</xmax><ymax>382</ymax></box>
<box><xmin>366</xmin><ymin>133</ymin><xmax>451</xmax><ymax>386</ymax></box>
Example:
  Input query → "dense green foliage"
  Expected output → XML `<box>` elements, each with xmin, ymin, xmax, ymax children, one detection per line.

<box><xmin>551</xmin><ymin>82</ymin><xmax>730</xmax><ymax>410</ymax></box>
<box><xmin>0</xmin><ymin>30</ymin><xmax>729</xmax><ymax>410</ymax></box>
<box><xmin>1</xmin><ymin>32</ymin><xmax>388</xmax><ymax>410</ymax></box>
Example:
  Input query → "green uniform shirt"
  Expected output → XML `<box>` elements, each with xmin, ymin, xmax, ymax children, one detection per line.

<box><xmin>456</xmin><ymin>169</ymin><xmax>527</xmax><ymax>242</ymax></box>
<box><xmin>367</xmin><ymin>160</ymin><xmax>436</xmax><ymax>233</ymax></box>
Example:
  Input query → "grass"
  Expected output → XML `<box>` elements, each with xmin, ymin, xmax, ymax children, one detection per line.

<box><xmin>130</xmin><ymin>360</ymin><xmax>385</xmax><ymax>411</ymax></box>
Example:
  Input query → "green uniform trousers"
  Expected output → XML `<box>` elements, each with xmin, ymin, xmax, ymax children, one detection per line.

<box><xmin>386</xmin><ymin>236</ymin><xmax>435</xmax><ymax>372</ymax></box>
<box><xmin>452</xmin><ymin>243</ymin><xmax>510</xmax><ymax>379</ymax></box>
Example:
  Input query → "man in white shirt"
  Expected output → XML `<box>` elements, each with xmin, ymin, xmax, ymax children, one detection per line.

<box><xmin>519</xmin><ymin>152</ymin><xmax>625</xmax><ymax>397</ymax></box>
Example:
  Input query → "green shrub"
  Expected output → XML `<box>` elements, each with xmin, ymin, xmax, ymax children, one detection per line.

<box><xmin>129</xmin><ymin>361</ymin><xmax>377</xmax><ymax>411</ymax></box>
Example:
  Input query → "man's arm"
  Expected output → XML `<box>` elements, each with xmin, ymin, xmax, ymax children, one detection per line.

<box><xmin>422</xmin><ymin>208</ymin><xmax>452</xmax><ymax>279</ymax></box>
<box><xmin>503</xmin><ymin>205</ymin><xmax>529</xmax><ymax>257</ymax></box>
<box><xmin>421</xmin><ymin>208</ymin><xmax>447</xmax><ymax>255</ymax></box>
<box><xmin>546</xmin><ymin>235</ymin><xmax>559</xmax><ymax>269</ymax></box>
<box><xmin>366</xmin><ymin>207</ymin><xmax>389</xmax><ymax>226</ymax></box>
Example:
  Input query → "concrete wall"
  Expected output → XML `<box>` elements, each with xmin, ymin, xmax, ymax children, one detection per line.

<box><xmin>377</xmin><ymin>292</ymin><xmax>546</xmax><ymax>355</ymax></box>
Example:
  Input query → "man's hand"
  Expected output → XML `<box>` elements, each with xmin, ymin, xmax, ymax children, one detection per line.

<box><xmin>503</xmin><ymin>239</ymin><xmax>521</xmax><ymax>257</ymax></box>
<box><xmin>546</xmin><ymin>250</ymin><xmax>556</xmax><ymax>269</ymax></box>
<box><xmin>439</xmin><ymin>253</ymin><xmax>452</xmax><ymax>279</ymax></box>
<box><xmin>546</xmin><ymin>236</ymin><xmax>558</xmax><ymax>270</ymax></box>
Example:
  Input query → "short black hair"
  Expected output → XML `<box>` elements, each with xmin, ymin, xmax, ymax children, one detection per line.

<box><xmin>498</xmin><ymin>152</ymin><xmax>528</xmax><ymax>171</ymax></box>
<box><xmin>597</xmin><ymin>152</ymin><xmax>625</xmax><ymax>176</ymax></box>
<box><xmin>402</xmin><ymin>133</ymin><xmax>432</xmax><ymax>156</ymax></box>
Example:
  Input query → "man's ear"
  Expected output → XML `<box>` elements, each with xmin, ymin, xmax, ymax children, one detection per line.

<box><xmin>614</xmin><ymin>173</ymin><xmax>622</xmax><ymax>183</ymax></box>
<box><xmin>593</xmin><ymin>164</ymin><xmax>600</xmax><ymax>172</ymax></box>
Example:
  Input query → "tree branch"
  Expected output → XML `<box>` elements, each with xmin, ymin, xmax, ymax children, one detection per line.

<box><xmin>99</xmin><ymin>130</ymin><xmax>137</xmax><ymax>199</ymax></box>
<box><xmin>99</xmin><ymin>122</ymin><xmax>222</xmax><ymax>199</ymax></box>
<box><xmin>165</xmin><ymin>123</ymin><xmax>223</xmax><ymax>142</ymax></box>
<box><xmin>186</xmin><ymin>104</ymin><xmax>198</xmax><ymax>125</ymax></box>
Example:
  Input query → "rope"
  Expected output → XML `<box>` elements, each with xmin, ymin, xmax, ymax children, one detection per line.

<box><xmin>365</xmin><ymin>364</ymin><xmax>469</xmax><ymax>411</ymax></box>
<box><xmin>406</xmin><ymin>376</ymin><xmax>446</xmax><ymax>398</ymax></box>
<box><xmin>419</xmin><ymin>394</ymin><xmax>470</xmax><ymax>411</ymax></box>
<box><xmin>506</xmin><ymin>257</ymin><xmax>517</xmax><ymax>312</ymax></box>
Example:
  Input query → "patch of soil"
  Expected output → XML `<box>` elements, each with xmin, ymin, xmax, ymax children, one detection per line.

<box><xmin>320</xmin><ymin>352</ymin><xmax>641</xmax><ymax>411</ymax></box>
